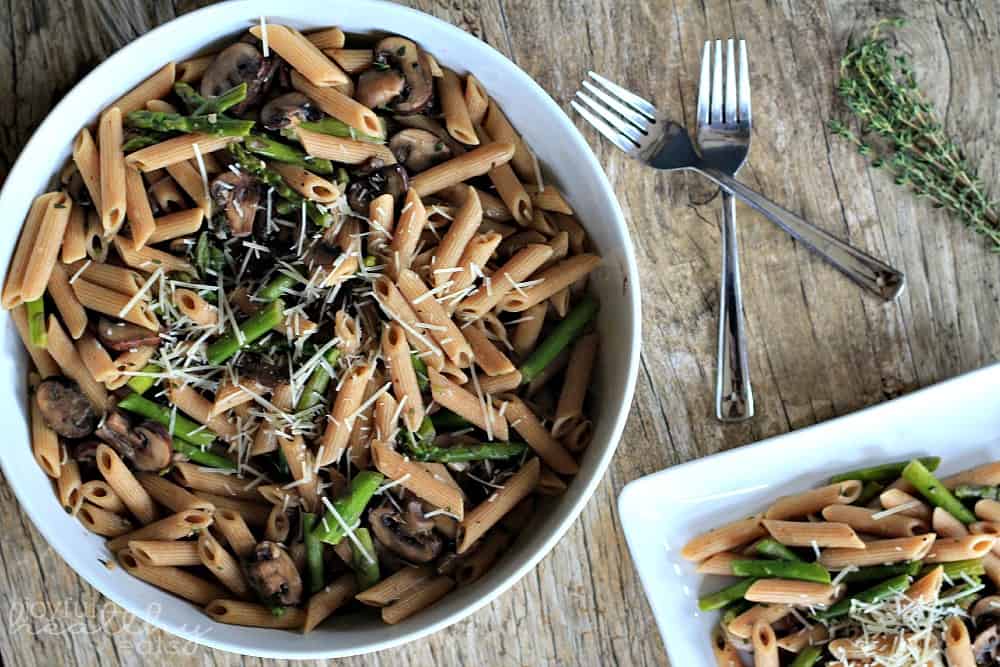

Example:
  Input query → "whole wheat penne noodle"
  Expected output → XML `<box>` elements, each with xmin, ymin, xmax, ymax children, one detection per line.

<box><xmin>120</xmin><ymin>548</ymin><xmax>227</xmax><ymax>605</ymax></box>
<box><xmin>80</xmin><ymin>480</ymin><xmax>127</xmax><ymax>513</ymax></box>
<box><xmin>323</xmin><ymin>48</ymin><xmax>373</xmax><ymax>74</ymax></box>
<box><xmin>111</xmin><ymin>62</ymin><xmax>176</xmax><ymax>116</ymax></box>
<box><xmin>983</xmin><ymin>553</ymin><xmax>1000</xmax><ymax>588</ymax></box>
<box><xmin>72</xmin><ymin>129</ymin><xmax>103</xmax><ymax>212</ymax></box>
<box><xmin>681</xmin><ymin>515</ymin><xmax>766</xmax><ymax>562</ymax></box>
<box><xmin>279</xmin><ymin>435</ymin><xmax>320</xmax><ymax>513</ymax></box>
<box><xmin>136</xmin><ymin>472</ymin><xmax>214</xmax><ymax>514</ymax></box>
<box><xmin>129</xmin><ymin>540</ymin><xmax>201</xmax><ymax>567</ymax></box>
<box><xmin>561</xmin><ymin>416</ymin><xmax>593</xmax><ymax>453</ymax></box>
<box><xmin>906</xmin><ymin>564</ymin><xmax>944</xmax><ymax>603</ymax></box>
<box><xmin>397</xmin><ymin>269</ymin><xmax>474</xmax><ymax>367</ymax></box>
<box><xmin>552</xmin><ymin>333</ymin><xmax>598</xmax><ymax>437</ymax></box>
<box><xmin>381</xmin><ymin>575</ymin><xmax>456</xmax><ymax>625</ymax></box>
<box><xmin>511</xmin><ymin>302</ymin><xmax>548</xmax><ymax>359</ymax></box>
<box><xmin>317</xmin><ymin>363</ymin><xmax>374</xmax><ymax>466</ymax></box>
<box><xmin>106</xmin><ymin>509</ymin><xmax>212</xmax><ymax>552</ymax></box>
<box><xmin>172</xmin><ymin>463</ymin><xmax>258</xmax><ymax>501</ymax></box>
<box><xmin>945</xmin><ymin>616</ymin><xmax>975</xmax><ymax>667</ymax></box>
<box><xmin>942</xmin><ymin>462</ymin><xmax>1000</xmax><ymax>489</ymax></box>
<box><xmin>46</xmin><ymin>316</ymin><xmax>109</xmax><ymax>409</ymax></box>
<box><xmin>977</xmin><ymin>499</ymin><xmax>1000</xmax><ymax>522</ymax></box>
<box><xmin>819</xmin><ymin>534</ymin><xmax>936</xmax><ymax>569</ymax></box>
<box><xmin>370</xmin><ymin>389</ymin><xmax>398</xmax><ymax>446</ymax></box>
<box><xmin>368</xmin><ymin>194</ymin><xmax>395</xmax><ymax>259</ymax></box>
<box><xmin>750</xmin><ymin>621</ymin><xmax>779</xmax><ymax>667</ymax></box>
<box><xmin>57</xmin><ymin>456</ymin><xmax>82</xmax><ymax>511</ymax></box>
<box><xmin>372</xmin><ymin>275</ymin><xmax>446</xmax><ymax>369</ymax></box>
<box><xmin>305</xmin><ymin>26</ymin><xmax>346</xmax><ymax>49</ymax></box>
<box><xmin>197</xmin><ymin>532</ymin><xmax>251</xmax><ymax>597</ymax></box>
<box><xmin>371</xmin><ymin>440</ymin><xmax>464</xmax><ymax>518</ymax></box>
<box><xmin>332</xmin><ymin>311</ymin><xmax>360</xmax><ymax>355</ymax></box>
<box><xmin>75</xmin><ymin>333</ymin><xmax>117</xmax><ymax>383</ymax></box>
<box><xmin>526</xmin><ymin>183</ymin><xmax>574</xmax><ymax>215</ymax></box>
<box><xmin>172</xmin><ymin>288</ymin><xmax>218</xmax><ymax>326</ymax></box>
<box><xmin>167</xmin><ymin>385</ymin><xmax>235</xmax><ymax>437</ymax></box>
<box><xmin>483</xmin><ymin>100</ymin><xmax>534</xmax><ymax>181</ymax></box>
<box><xmin>78</xmin><ymin>502</ymin><xmax>134</xmax><ymax>537</ymax></box>
<box><xmin>146</xmin><ymin>208</ymin><xmax>203</xmax><ymax>245</ymax></box>
<box><xmin>550</xmin><ymin>212</ymin><xmax>586</xmax><ymax>252</ymax></box>
<box><xmin>249</xmin><ymin>421</ymin><xmax>278</xmax><ymax>457</ymax></box>
<box><xmin>177</xmin><ymin>54</ymin><xmax>214</xmax><ymax>82</ymax></box>
<box><xmin>538</xmin><ymin>232</ymin><xmax>569</xmax><ymax>274</ymax></box>
<box><xmin>270</xmin><ymin>162</ymin><xmax>339</xmax><ymax>203</ymax></box>
<box><xmin>775</xmin><ymin>624</ymin><xmax>829</xmax><ymax>653</ymax></box>
<box><xmin>429</xmin><ymin>367</ymin><xmax>508</xmax><ymax>441</ymax></box>
<box><xmin>47</xmin><ymin>264</ymin><xmax>88</xmax><ymax>339</ymax></box>
<box><xmin>298</xmin><ymin>128</ymin><xmax>395</xmax><ymax>164</ymax></box>
<box><xmin>695</xmin><ymin>552</ymin><xmax>742</xmax><ymax>576</ymax></box>
<box><xmin>925</xmin><ymin>535</ymin><xmax>997</xmax><ymax>562</ymax></box>
<box><xmin>61</xmin><ymin>203</ymin><xmax>88</xmax><ymax>263</ymax></box>
<box><xmin>257</xmin><ymin>484</ymin><xmax>301</xmax><ymax>508</ymax></box>
<box><xmin>213</xmin><ymin>508</ymin><xmax>256</xmax><ymax>560</ymax></box>
<box><xmin>762</xmin><ymin>519</ymin><xmax>865</xmax><ymax>549</ymax></box>
<box><xmin>3</xmin><ymin>194</ymin><xmax>55</xmax><ymax>308</ymax></box>
<box><xmin>482</xmin><ymin>150</ymin><xmax>532</xmax><ymax>226</ymax></box>
<box><xmin>934</xmin><ymin>506</ymin><xmax>969</xmax><ymax>539</ymax></box>
<box><xmin>250</xmin><ymin>23</ymin><xmax>347</xmax><ymax>86</ymax></box>
<box><xmin>207</xmin><ymin>380</ymin><xmax>256</xmax><ymax>417</ymax></box>
<box><xmin>98</xmin><ymin>108</ymin><xmax>127</xmax><ymax>232</ymax></box>
<box><xmin>536</xmin><ymin>464</ymin><xmax>568</xmax><ymax>496</ymax></box>
<box><xmin>303</xmin><ymin>572</ymin><xmax>357</xmax><ymax>633</ymax></box>
<box><xmin>290</xmin><ymin>70</ymin><xmax>380</xmax><ymax>137</ymax></box>
<box><xmin>112</xmin><ymin>235</ymin><xmax>194</xmax><ymax>274</ymax></box>
<box><xmin>436</xmin><ymin>185</ymin><xmax>512</xmax><ymax>221</ymax></box>
<box><xmin>148</xmin><ymin>174</ymin><xmax>186</xmax><ymax>212</ymax></box>
<box><xmin>105</xmin><ymin>345</ymin><xmax>157</xmax><ymax>389</ymax></box>
<box><xmin>821</xmin><ymin>504</ymin><xmax>928</xmax><ymax>538</ymax></box>
<box><xmin>727</xmin><ymin>604</ymin><xmax>791</xmax><ymax>640</ymax></box>
<box><xmin>464</xmin><ymin>74</ymin><xmax>489</xmax><ymax>126</ymax></box>
<box><xmin>21</xmin><ymin>194</ymin><xmax>72</xmax><ymax>301</ymax></box>
<box><xmin>83</xmin><ymin>212</ymin><xmax>110</xmax><ymax>263</ymax></box>
<box><xmin>431</xmin><ymin>186</ymin><xmax>483</xmax><ymax>281</ymax></box>
<box><xmin>145</xmin><ymin>99</ymin><xmax>177</xmax><ymax>114</ymax></box>
<box><xmin>500</xmin><ymin>395</ymin><xmax>577</xmax><ymax>475</ymax></box>
<box><xmin>411</xmin><ymin>142</ymin><xmax>515</xmax><ymax>197</ymax></box>
<box><xmin>445</xmin><ymin>232</ymin><xmax>503</xmax><ymax>305</ymax></box>
<box><xmin>126</xmin><ymin>134</ymin><xmax>236</xmax><ymax>172</ymax></box>
<box><xmin>192</xmin><ymin>491</ymin><xmax>270</xmax><ymax>527</ymax></box>
<box><xmin>205</xmin><ymin>598</ymin><xmax>306</xmax><ymax>628</ymax></box>
<box><xmin>421</xmin><ymin>51</ymin><xmax>444</xmax><ymax>77</ymax></box>
<box><xmin>30</xmin><ymin>384</ymin><xmax>60</xmax><ymax>478</ymax></box>
<box><xmin>386</xmin><ymin>189</ymin><xmax>426</xmax><ymax>279</ymax></box>
<box><xmin>500</xmin><ymin>254</ymin><xmax>601</xmax><ymax>312</ymax></box>
<box><xmin>829</xmin><ymin>636</ymin><xmax>915</xmax><ymax>661</ymax></box>
<box><xmin>72</xmin><ymin>278</ymin><xmax>159</xmax><ymax>330</ymax></box>
<box><xmin>438</xmin><ymin>68</ymin><xmax>478</xmax><ymax>145</ymax></box>
<box><xmin>124</xmin><ymin>167</ymin><xmax>156</xmax><ymax>249</ymax></box>
<box><xmin>457</xmin><ymin>457</ymin><xmax>539</xmax><ymax>553</ymax></box>
<box><xmin>382</xmin><ymin>323</ymin><xmax>424</xmax><ymax>432</ymax></box>
<box><xmin>96</xmin><ymin>445</ymin><xmax>157</xmax><ymax>525</ymax></box>
<box><xmin>745</xmin><ymin>579</ymin><xmax>841</xmax><ymax>607</ymax></box>
<box><xmin>357</xmin><ymin>565</ymin><xmax>432</xmax><ymax>607</ymax></box>
<box><xmin>265</xmin><ymin>505</ymin><xmax>290</xmax><ymax>543</ymax></box>
<box><xmin>476</xmin><ymin>370</ymin><xmax>523</xmax><ymax>395</ymax></box>
<box><xmin>710</xmin><ymin>628</ymin><xmax>742</xmax><ymax>667</ymax></box>
<box><xmin>437</xmin><ymin>362</ymin><xmax>468</xmax><ymax>385</ymax></box>
<box><xmin>165</xmin><ymin>160</ymin><xmax>209</xmax><ymax>210</ymax></box>
<box><xmin>765</xmin><ymin>481</ymin><xmax>864</xmax><ymax>520</ymax></box>
<box><xmin>879</xmin><ymin>488</ymin><xmax>933</xmax><ymax>521</ymax></box>
<box><xmin>457</xmin><ymin>244</ymin><xmax>554</xmax><ymax>318</ymax></box>
<box><xmin>68</xmin><ymin>260</ymin><xmax>145</xmax><ymax>296</ymax></box>
<box><xmin>463</xmin><ymin>324</ymin><xmax>515</xmax><ymax>377</ymax></box>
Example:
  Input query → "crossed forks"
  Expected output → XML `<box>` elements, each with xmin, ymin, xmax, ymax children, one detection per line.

<box><xmin>572</xmin><ymin>40</ymin><xmax>905</xmax><ymax>422</ymax></box>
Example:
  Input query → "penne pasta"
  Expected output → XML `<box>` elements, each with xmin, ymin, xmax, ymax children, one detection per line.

<box><xmin>112</xmin><ymin>235</ymin><xmax>195</xmax><ymax>274</ymax></box>
<box><xmin>72</xmin><ymin>278</ymin><xmax>159</xmax><ymax>331</ymax></box>
<box><xmin>765</xmin><ymin>481</ymin><xmax>864</xmax><ymax>520</ymax></box>
<box><xmin>213</xmin><ymin>508</ymin><xmax>257</xmax><ymax>560</ymax></box>
<box><xmin>75</xmin><ymin>333</ymin><xmax>117</xmax><ymax>383</ymax></box>
<box><xmin>751</xmin><ymin>621</ymin><xmax>779</xmax><ymax>667</ymax></box>
<box><xmin>323</xmin><ymin>48</ymin><xmax>373</xmax><ymax>74</ymax></box>
<box><xmin>905</xmin><ymin>565</ymin><xmax>944</xmax><ymax>603</ymax></box>
<box><xmin>72</xmin><ymin>128</ymin><xmax>103</xmax><ymax>211</ymax></box>
<box><xmin>500</xmin><ymin>395</ymin><xmax>577</xmax><ymax>475</ymax></box>
<box><xmin>944</xmin><ymin>616</ymin><xmax>975</xmax><ymax>667</ymax></box>
<box><xmin>129</xmin><ymin>540</ymin><xmax>202</xmax><ymax>567</ymax></box>
<box><xmin>249</xmin><ymin>24</ymin><xmax>348</xmax><ymax>87</ymax></box>
<box><xmin>61</xmin><ymin>202</ymin><xmax>88</xmax><ymax>263</ymax></box>
<box><xmin>317</xmin><ymin>362</ymin><xmax>374</xmax><ymax>466</ymax></box>
<box><xmin>98</xmin><ymin>107</ymin><xmax>127</xmax><ymax>232</ymax></box>
<box><xmin>3</xmin><ymin>193</ymin><xmax>57</xmax><ymax>308</ymax></box>
<box><xmin>439</xmin><ymin>69</ymin><xmax>479</xmax><ymax>146</ymax></box>
<box><xmin>924</xmin><ymin>535</ymin><xmax>997</xmax><ymax>563</ymax></box>
<box><xmin>429</xmin><ymin>367</ymin><xmax>508</xmax><ymax>441</ymax></box>
<box><xmin>96</xmin><ymin>445</ymin><xmax>158</xmax><ymax>525</ymax></box>
<box><xmin>821</xmin><ymin>503</ymin><xmax>928</xmax><ymax>538</ymax></box>
<box><xmin>727</xmin><ymin>604</ymin><xmax>791</xmax><ymax>640</ymax></box>
<box><xmin>106</xmin><ymin>509</ymin><xmax>212</xmax><ymax>552</ymax></box>
<box><xmin>526</xmin><ymin>183</ymin><xmax>574</xmax><ymax>215</ymax></box>
<box><xmin>819</xmin><ymin>534</ymin><xmax>935</xmax><ymax>569</ymax></box>
<box><xmin>464</xmin><ymin>74</ymin><xmax>489</xmax><ymax>126</ymax></box>
<box><xmin>198</xmin><ymin>532</ymin><xmax>252</xmax><ymax>597</ymax></box>
<box><xmin>371</xmin><ymin>440</ymin><xmax>464</xmax><ymax>518</ymax></box>
<box><xmin>305</xmin><ymin>27</ymin><xmax>346</xmax><ymax>50</ymax></box>
<box><xmin>552</xmin><ymin>332</ymin><xmax>598</xmax><ymax>437</ymax></box>
<box><xmin>298</xmin><ymin>128</ymin><xmax>396</xmax><ymax>164</ymax></box>
<box><xmin>483</xmin><ymin>100</ymin><xmax>535</xmax><ymax>181</ymax></box>
<box><xmin>124</xmin><ymin>166</ymin><xmax>157</xmax><ymax>248</ymax></box>
<box><xmin>205</xmin><ymin>599</ymin><xmax>306</xmax><ymax>629</ymax></box>
<box><xmin>457</xmin><ymin>457</ymin><xmax>539</xmax><ymax>553</ymax></box>
<box><xmin>136</xmin><ymin>472</ymin><xmax>215</xmax><ymax>514</ymax></box>
<box><xmin>57</xmin><ymin>457</ymin><xmax>82</xmax><ymax>512</ymax></box>
<box><xmin>291</xmin><ymin>71</ymin><xmax>381</xmax><ymax>137</ymax></box>
<box><xmin>110</xmin><ymin>63</ymin><xmax>176</xmax><ymax>116</ymax></box>
<box><xmin>47</xmin><ymin>263</ymin><xmax>88</xmax><ymax>339</ymax></box>
<box><xmin>78</xmin><ymin>503</ymin><xmax>134</xmax><ymax>537</ymax></box>
<box><xmin>744</xmin><ymin>579</ymin><xmax>841</xmax><ymax>607</ymax></box>
<box><xmin>397</xmin><ymin>269</ymin><xmax>474</xmax><ymax>368</ymax></box>
<box><xmin>46</xmin><ymin>316</ymin><xmax>109</xmax><ymax>409</ymax></box>
<box><xmin>500</xmin><ymin>254</ymin><xmax>601</xmax><ymax>312</ymax></box>
<box><xmin>126</xmin><ymin>134</ymin><xmax>236</xmax><ymax>172</ymax></box>
<box><xmin>80</xmin><ymin>480</ymin><xmax>127</xmax><ymax>513</ymax></box>
<box><xmin>270</xmin><ymin>162</ymin><xmax>339</xmax><ymax>203</ymax></box>
<box><xmin>303</xmin><ymin>573</ymin><xmax>358</xmax><ymax>633</ymax></box>
<box><xmin>682</xmin><ymin>516</ymin><xmax>766</xmax><ymax>562</ymax></box>
<box><xmin>120</xmin><ymin>549</ymin><xmax>227</xmax><ymax>604</ymax></box>
<box><xmin>172</xmin><ymin>288</ymin><xmax>218</xmax><ymax>326</ymax></box>
<box><xmin>411</xmin><ymin>142</ymin><xmax>515</xmax><ymax>197</ymax></box>
<box><xmin>761</xmin><ymin>519</ymin><xmax>865</xmax><ymax>549</ymax></box>
<box><xmin>191</xmin><ymin>492</ymin><xmax>271</xmax><ymax>527</ymax></box>
<box><xmin>457</xmin><ymin>243</ymin><xmax>554</xmax><ymax>318</ymax></box>
<box><xmin>176</xmin><ymin>54</ymin><xmax>214</xmax><ymax>83</ymax></box>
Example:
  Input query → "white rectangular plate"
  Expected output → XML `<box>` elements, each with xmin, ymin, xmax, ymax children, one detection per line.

<box><xmin>618</xmin><ymin>363</ymin><xmax>1000</xmax><ymax>665</ymax></box>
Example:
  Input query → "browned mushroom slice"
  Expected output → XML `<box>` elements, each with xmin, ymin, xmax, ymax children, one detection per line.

<box><xmin>355</xmin><ymin>69</ymin><xmax>406</xmax><ymax>110</ymax></box>
<box><xmin>130</xmin><ymin>422</ymin><xmax>173</xmax><ymax>471</ymax></box>
<box><xmin>96</xmin><ymin>317</ymin><xmax>161</xmax><ymax>351</ymax></box>
<box><xmin>393</xmin><ymin>115</ymin><xmax>465</xmax><ymax>156</ymax></box>
<box><xmin>974</xmin><ymin>624</ymin><xmax>999</xmax><ymax>664</ymax></box>
<box><xmin>372</xmin><ymin>36</ymin><xmax>434</xmax><ymax>113</ymax></box>
<box><xmin>346</xmin><ymin>157</ymin><xmax>409</xmax><ymax>214</ymax></box>
<box><xmin>73</xmin><ymin>440</ymin><xmax>102</xmax><ymax>466</ymax></box>
<box><xmin>244</xmin><ymin>541</ymin><xmax>303</xmax><ymax>606</ymax></box>
<box><xmin>210</xmin><ymin>172</ymin><xmax>260</xmax><ymax>237</ymax></box>
<box><xmin>389</xmin><ymin>129</ymin><xmax>452</xmax><ymax>172</ymax></box>
<box><xmin>95</xmin><ymin>410</ymin><xmax>137</xmax><ymax>457</ymax></box>
<box><xmin>200</xmin><ymin>42</ymin><xmax>278</xmax><ymax>112</ymax></box>
<box><xmin>259</xmin><ymin>92</ymin><xmax>322</xmax><ymax>131</ymax></box>
<box><xmin>35</xmin><ymin>377</ymin><xmax>98</xmax><ymax>438</ymax></box>
<box><xmin>369</xmin><ymin>500</ymin><xmax>443</xmax><ymax>563</ymax></box>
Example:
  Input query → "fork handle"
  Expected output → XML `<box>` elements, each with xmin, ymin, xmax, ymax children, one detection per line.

<box><xmin>716</xmin><ymin>192</ymin><xmax>754</xmax><ymax>422</ymax></box>
<box><xmin>700</xmin><ymin>168</ymin><xmax>905</xmax><ymax>300</ymax></box>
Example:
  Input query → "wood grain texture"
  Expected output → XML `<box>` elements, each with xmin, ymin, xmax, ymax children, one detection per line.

<box><xmin>2</xmin><ymin>0</ymin><xmax>999</xmax><ymax>665</ymax></box>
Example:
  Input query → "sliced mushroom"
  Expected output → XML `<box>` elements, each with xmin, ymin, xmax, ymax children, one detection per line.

<box><xmin>200</xmin><ymin>43</ymin><xmax>277</xmax><ymax>112</ymax></box>
<box><xmin>972</xmin><ymin>595</ymin><xmax>1000</xmax><ymax>622</ymax></box>
<box><xmin>73</xmin><ymin>440</ymin><xmax>102</xmax><ymax>466</ymax></box>
<box><xmin>244</xmin><ymin>541</ymin><xmax>303</xmax><ymax>606</ymax></box>
<box><xmin>355</xmin><ymin>69</ymin><xmax>407</xmax><ymax>110</ymax></box>
<box><xmin>96</xmin><ymin>317</ymin><xmax>161</xmax><ymax>351</ymax></box>
<box><xmin>95</xmin><ymin>410</ymin><xmax>137</xmax><ymax>459</ymax></box>
<box><xmin>259</xmin><ymin>92</ymin><xmax>321</xmax><ymax>131</ymax></box>
<box><xmin>130</xmin><ymin>422</ymin><xmax>173</xmax><ymax>471</ymax></box>
<box><xmin>369</xmin><ymin>500</ymin><xmax>443</xmax><ymax>563</ymax></box>
<box><xmin>345</xmin><ymin>157</ymin><xmax>409</xmax><ymax>214</ymax></box>
<box><xmin>389</xmin><ymin>129</ymin><xmax>452</xmax><ymax>172</ymax></box>
<box><xmin>973</xmin><ymin>624</ymin><xmax>999</xmax><ymax>664</ymax></box>
<box><xmin>62</xmin><ymin>166</ymin><xmax>92</xmax><ymax>207</ymax></box>
<box><xmin>393</xmin><ymin>115</ymin><xmax>465</xmax><ymax>156</ymax></box>
<box><xmin>371</xmin><ymin>36</ymin><xmax>434</xmax><ymax>113</ymax></box>
<box><xmin>210</xmin><ymin>171</ymin><xmax>260</xmax><ymax>237</ymax></box>
<box><xmin>35</xmin><ymin>377</ymin><xmax>98</xmax><ymax>438</ymax></box>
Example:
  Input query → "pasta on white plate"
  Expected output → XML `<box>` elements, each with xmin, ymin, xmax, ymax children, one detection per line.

<box><xmin>4</xmin><ymin>21</ymin><xmax>603</xmax><ymax>632</ymax></box>
<box><xmin>683</xmin><ymin>455</ymin><xmax>1000</xmax><ymax>666</ymax></box>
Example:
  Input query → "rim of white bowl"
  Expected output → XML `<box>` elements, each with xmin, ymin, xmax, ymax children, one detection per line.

<box><xmin>0</xmin><ymin>0</ymin><xmax>642</xmax><ymax>658</ymax></box>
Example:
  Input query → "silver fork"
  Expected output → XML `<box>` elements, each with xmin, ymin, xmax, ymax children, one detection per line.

<box><xmin>696</xmin><ymin>39</ymin><xmax>752</xmax><ymax>422</ymax></box>
<box><xmin>570</xmin><ymin>73</ymin><xmax>906</xmax><ymax>302</ymax></box>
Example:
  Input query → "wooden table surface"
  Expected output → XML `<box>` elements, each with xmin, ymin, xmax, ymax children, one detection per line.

<box><xmin>2</xmin><ymin>1</ymin><xmax>999</xmax><ymax>665</ymax></box>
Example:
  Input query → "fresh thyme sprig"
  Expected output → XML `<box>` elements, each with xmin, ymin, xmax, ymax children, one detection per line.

<box><xmin>829</xmin><ymin>18</ymin><xmax>1000</xmax><ymax>249</ymax></box>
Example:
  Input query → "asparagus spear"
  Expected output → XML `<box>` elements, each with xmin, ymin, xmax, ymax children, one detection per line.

<box><xmin>855</xmin><ymin>480</ymin><xmax>886</xmax><ymax>506</ymax></box>
<box><xmin>126</xmin><ymin>110</ymin><xmax>254</xmax><ymax>137</ymax></box>
<box><xmin>205</xmin><ymin>298</ymin><xmax>285</xmax><ymax>365</ymax></box>
<box><xmin>194</xmin><ymin>232</ymin><xmax>226</xmax><ymax>277</ymax></box>
<box><xmin>407</xmin><ymin>440</ymin><xmax>528</xmax><ymax>464</ymax></box>
<box><xmin>126</xmin><ymin>363</ymin><xmax>161</xmax><ymax>395</ymax></box>
<box><xmin>256</xmin><ymin>273</ymin><xmax>300</xmax><ymax>302</ymax></box>
<box><xmin>790</xmin><ymin>647</ymin><xmax>823</xmax><ymax>667</ymax></box>
<box><xmin>753</xmin><ymin>538</ymin><xmax>803</xmax><ymax>562</ymax></box>
<box><xmin>295</xmin><ymin>348</ymin><xmax>342</xmax><ymax>412</ymax></box>
<box><xmin>830</xmin><ymin>456</ymin><xmax>941</xmax><ymax>483</ymax></box>
<box><xmin>920</xmin><ymin>559</ymin><xmax>985</xmax><ymax>580</ymax></box>
<box><xmin>302</xmin><ymin>513</ymin><xmax>325</xmax><ymax>593</ymax></box>
<box><xmin>730</xmin><ymin>559</ymin><xmax>831</xmax><ymax>584</ymax></box>
<box><xmin>274</xmin><ymin>198</ymin><xmax>333</xmax><ymax>227</ymax></box>
<box><xmin>172</xmin><ymin>441</ymin><xmax>237</xmax><ymax>470</ymax></box>
<box><xmin>229</xmin><ymin>143</ymin><xmax>332</xmax><ymax>226</ymax></box>
<box><xmin>117</xmin><ymin>393</ymin><xmax>217</xmax><ymax>448</ymax></box>
<box><xmin>245</xmin><ymin>134</ymin><xmax>334</xmax><ymax>174</ymax></box>
<box><xmin>698</xmin><ymin>578</ymin><xmax>757</xmax><ymax>612</ymax></box>
<box><xmin>122</xmin><ymin>132</ymin><xmax>170</xmax><ymax>153</ymax></box>
<box><xmin>813</xmin><ymin>574</ymin><xmax>911</xmax><ymax>620</ymax></box>
<box><xmin>174</xmin><ymin>81</ymin><xmax>247</xmax><ymax>115</ymax></box>
<box><xmin>955</xmin><ymin>484</ymin><xmax>1000</xmax><ymax>501</ymax></box>
<box><xmin>841</xmin><ymin>561</ymin><xmax>922</xmax><ymax>584</ymax></box>
<box><xmin>520</xmin><ymin>295</ymin><xmax>598</xmax><ymax>384</ymax></box>
<box><xmin>429</xmin><ymin>408</ymin><xmax>471</xmax><ymax>431</ymax></box>
<box><xmin>902</xmin><ymin>458</ymin><xmax>977</xmax><ymax>524</ymax></box>
<box><xmin>290</xmin><ymin>117</ymin><xmax>385</xmax><ymax>143</ymax></box>
<box><xmin>411</xmin><ymin>353</ymin><xmax>430</xmax><ymax>391</ymax></box>
<box><xmin>350</xmin><ymin>527</ymin><xmax>380</xmax><ymax>590</ymax></box>
<box><xmin>26</xmin><ymin>298</ymin><xmax>46</xmax><ymax>347</ymax></box>
<box><xmin>311</xmin><ymin>471</ymin><xmax>385</xmax><ymax>545</ymax></box>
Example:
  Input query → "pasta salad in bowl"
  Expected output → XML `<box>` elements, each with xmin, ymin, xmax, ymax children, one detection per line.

<box><xmin>0</xmin><ymin>0</ymin><xmax>640</xmax><ymax>658</ymax></box>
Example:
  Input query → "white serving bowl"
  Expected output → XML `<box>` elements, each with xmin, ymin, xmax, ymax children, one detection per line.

<box><xmin>0</xmin><ymin>0</ymin><xmax>640</xmax><ymax>658</ymax></box>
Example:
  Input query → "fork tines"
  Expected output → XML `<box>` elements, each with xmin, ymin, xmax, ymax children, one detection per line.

<box><xmin>571</xmin><ymin>71</ymin><xmax>657</xmax><ymax>154</ymax></box>
<box><xmin>696</xmin><ymin>38</ymin><xmax>750</xmax><ymax>128</ymax></box>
